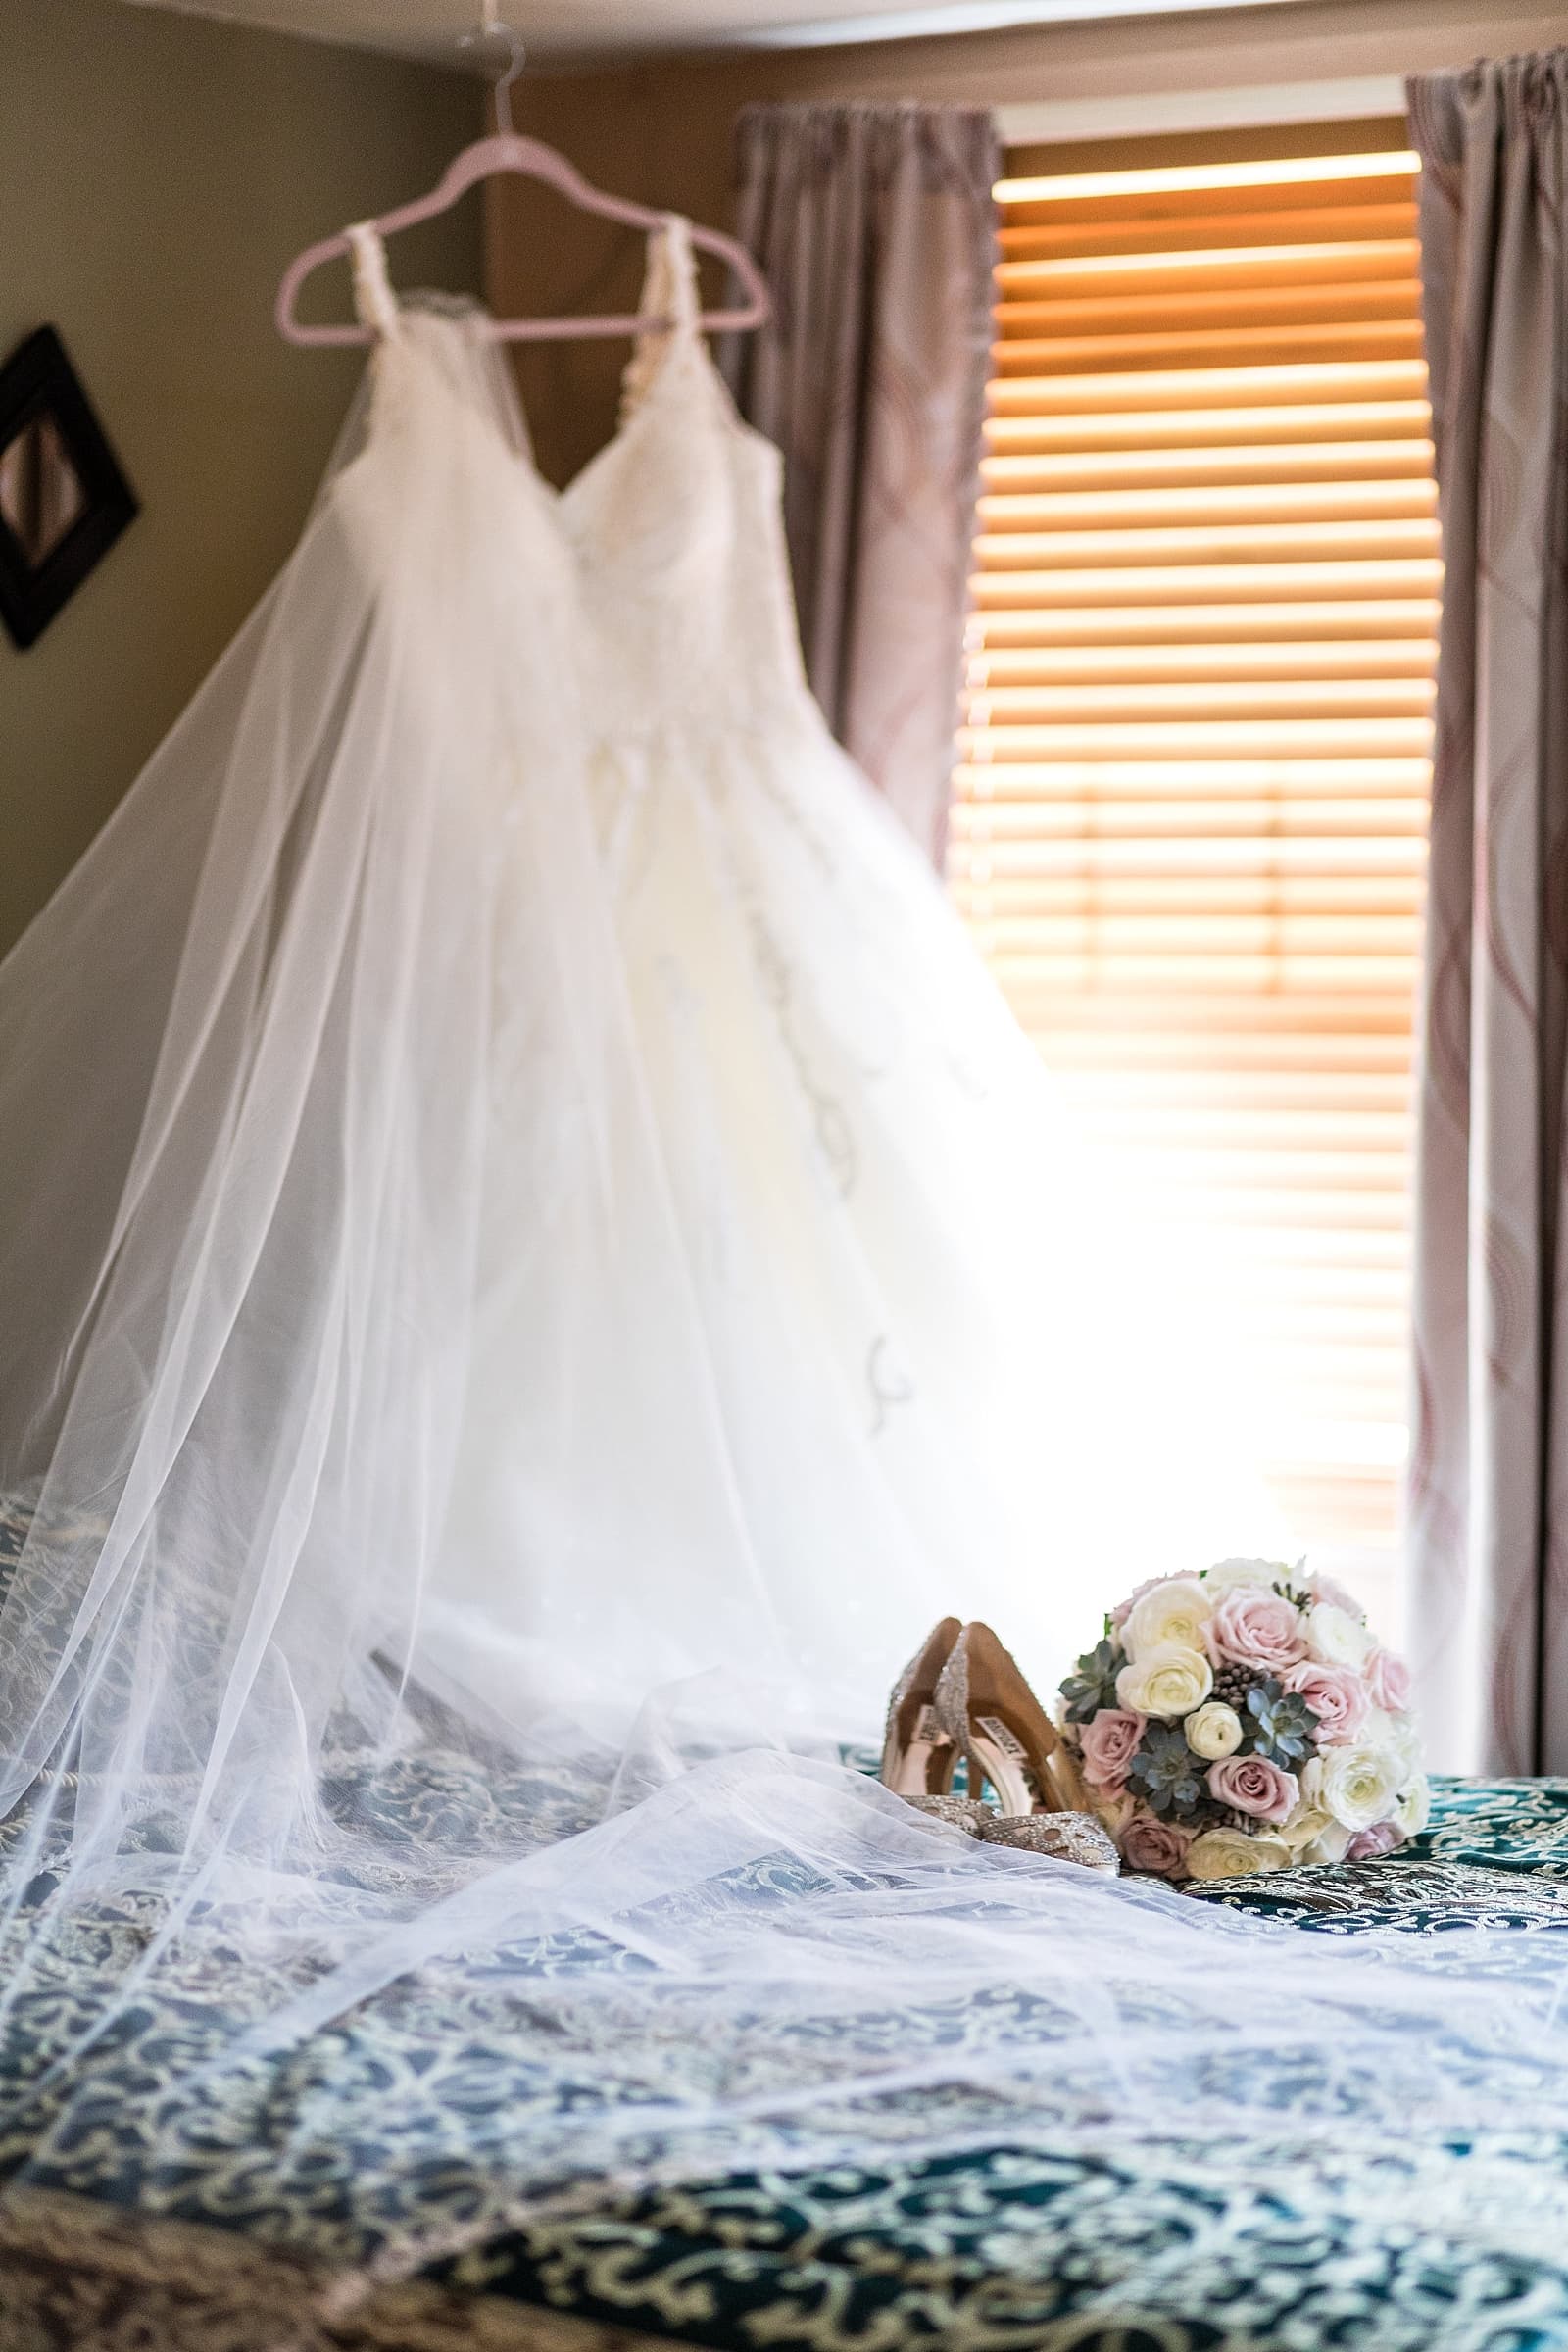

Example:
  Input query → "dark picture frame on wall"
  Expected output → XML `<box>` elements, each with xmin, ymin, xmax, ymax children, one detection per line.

<box><xmin>0</xmin><ymin>325</ymin><xmax>138</xmax><ymax>651</ymax></box>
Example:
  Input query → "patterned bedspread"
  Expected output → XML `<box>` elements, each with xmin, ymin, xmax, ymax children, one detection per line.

<box><xmin>3</xmin><ymin>1482</ymin><xmax>1568</xmax><ymax>2350</ymax></box>
<box><xmin>439</xmin><ymin>1781</ymin><xmax>1568</xmax><ymax>2352</ymax></box>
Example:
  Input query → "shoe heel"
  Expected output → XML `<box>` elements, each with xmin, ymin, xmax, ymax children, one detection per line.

<box><xmin>880</xmin><ymin>1618</ymin><xmax>962</xmax><ymax>1797</ymax></box>
<box><xmin>936</xmin><ymin>1623</ymin><xmax>1069</xmax><ymax>1817</ymax></box>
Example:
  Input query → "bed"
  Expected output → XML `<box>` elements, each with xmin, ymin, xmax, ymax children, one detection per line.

<box><xmin>4</xmin><ymin>1490</ymin><xmax>1568</xmax><ymax>2352</ymax></box>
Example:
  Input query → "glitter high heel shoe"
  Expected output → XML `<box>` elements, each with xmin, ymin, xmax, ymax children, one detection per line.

<box><xmin>879</xmin><ymin>1617</ymin><xmax>962</xmax><ymax>1796</ymax></box>
<box><xmin>900</xmin><ymin>1791</ymin><xmax>1119</xmax><ymax>1874</ymax></box>
<box><xmin>934</xmin><ymin>1621</ymin><xmax>1088</xmax><ymax>1816</ymax></box>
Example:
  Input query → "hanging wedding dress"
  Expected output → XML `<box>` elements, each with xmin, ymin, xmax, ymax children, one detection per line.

<box><xmin>420</xmin><ymin>215</ymin><xmax>1270</xmax><ymax>1737</ymax></box>
<box><xmin>0</xmin><ymin>222</ymin><xmax>1566</xmax><ymax>2310</ymax></box>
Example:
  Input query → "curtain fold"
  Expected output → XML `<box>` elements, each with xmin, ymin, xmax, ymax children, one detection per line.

<box><xmin>723</xmin><ymin>102</ymin><xmax>999</xmax><ymax>866</ymax></box>
<box><xmin>1406</xmin><ymin>50</ymin><xmax>1568</xmax><ymax>1772</ymax></box>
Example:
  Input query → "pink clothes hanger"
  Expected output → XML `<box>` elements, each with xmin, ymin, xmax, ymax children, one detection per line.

<box><xmin>275</xmin><ymin>12</ymin><xmax>771</xmax><ymax>349</ymax></box>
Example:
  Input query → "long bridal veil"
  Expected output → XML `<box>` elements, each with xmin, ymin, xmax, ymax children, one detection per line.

<box><xmin>1</xmin><ymin>294</ymin><xmax>1568</xmax><ymax>2310</ymax></box>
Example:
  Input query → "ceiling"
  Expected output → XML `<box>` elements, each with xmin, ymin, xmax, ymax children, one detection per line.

<box><xmin>121</xmin><ymin>0</ymin><xmax>1307</xmax><ymax>70</ymax></box>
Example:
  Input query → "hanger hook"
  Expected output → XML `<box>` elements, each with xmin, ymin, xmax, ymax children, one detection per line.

<box><xmin>461</xmin><ymin>4</ymin><xmax>524</xmax><ymax>136</ymax></box>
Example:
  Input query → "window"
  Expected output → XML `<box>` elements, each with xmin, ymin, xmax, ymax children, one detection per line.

<box><xmin>952</xmin><ymin>129</ymin><xmax>1436</xmax><ymax>1633</ymax></box>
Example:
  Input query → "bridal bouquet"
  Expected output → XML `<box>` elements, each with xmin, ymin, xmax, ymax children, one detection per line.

<box><xmin>1057</xmin><ymin>1560</ymin><xmax>1428</xmax><ymax>1882</ymax></box>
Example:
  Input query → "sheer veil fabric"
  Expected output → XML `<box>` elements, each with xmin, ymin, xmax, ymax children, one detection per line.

<box><xmin>1</xmin><ymin>222</ymin><xmax>1567</xmax><ymax>2302</ymax></box>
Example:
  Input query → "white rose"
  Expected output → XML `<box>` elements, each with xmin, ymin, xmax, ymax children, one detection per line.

<box><xmin>1202</xmin><ymin>1557</ymin><xmax>1288</xmax><ymax>1594</ymax></box>
<box><xmin>1116</xmin><ymin>1642</ymin><xmax>1213</xmax><ymax>1720</ymax></box>
<box><xmin>1303</xmin><ymin>1821</ymin><xmax>1352</xmax><ymax>1866</ymax></box>
<box><xmin>1395</xmin><ymin>1774</ymin><xmax>1431</xmax><ymax>1837</ymax></box>
<box><xmin>1122</xmin><ymin>1575</ymin><xmax>1214</xmax><ymax>1660</ymax></box>
<box><xmin>1316</xmin><ymin>1740</ymin><xmax>1402</xmax><ymax>1831</ymax></box>
<box><xmin>1184</xmin><ymin>1699</ymin><xmax>1244</xmax><ymax>1760</ymax></box>
<box><xmin>1304</xmin><ymin>1602</ymin><xmax>1374</xmax><ymax>1670</ymax></box>
<box><xmin>1186</xmin><ymin>1828</ymin><xmax>1292</xmax><ymax>1881</ymax></box>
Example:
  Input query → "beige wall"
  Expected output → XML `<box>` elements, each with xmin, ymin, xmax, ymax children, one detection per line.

<box><xmin>490</xmin><ymin>0</ymin><xmax>1561</xmax><ymax>489</ymax></box>
<box><xmin>0</xmin><ymin>0</ymin><xmax>482</xmax><ymax>956</ymax></box>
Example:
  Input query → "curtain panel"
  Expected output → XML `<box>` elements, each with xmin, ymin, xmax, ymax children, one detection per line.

<box><xmin>1406</xmin><ymin>50</ymin><xmax>1568</xmax><ymax>1771</ymax></box>
<box><xmin>723</xmin><ymin>102</ymin><xmax>1000</xmax><ymax>866</ymax></box>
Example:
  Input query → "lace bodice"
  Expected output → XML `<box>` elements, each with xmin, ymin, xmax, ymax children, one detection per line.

<box><xmin>350</xmin><ymin>215</ymin><xmax>809</xmax><ymax>742</ymax></box>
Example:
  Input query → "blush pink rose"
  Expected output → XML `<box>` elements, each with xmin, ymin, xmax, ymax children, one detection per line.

<box><xmin>1205</xmin><ymin>1587</ymin><xmax>1308</xmax><ymax>1676</ymax></box>
<box><xmin>1346</xmin><ymin>1820</ymin><xmax>1403</xmax><ymax>1859</ymax></box>
<box><xmin>1365</xmin><ymin>1648</ymin><xmax>1412</xmax><ymax>1714</ymax></box>
<box><xmin>1120</xmin><ymin>1812</ymin><xmax>1193</xmax><ymax>1879</ymax></box>
<box><xmin>1206</xmin><ymin>1753</ymin><xmax>1298</xmax><ymax>1824</ymax></box>
<box><xmin>1079</xmin><ymin>1708</ymin><xmax>1146</xmax><ymax>1792</ymax></box>
<box><xmin>1282</xmin><ymin>1660</ymin><xmax>1369</xmax><ymax>1746</ymax></box>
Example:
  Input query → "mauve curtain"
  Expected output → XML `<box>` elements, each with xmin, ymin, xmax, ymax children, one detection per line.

<box><xmin>1406</xmin><ymin>51</ymin><xmax>1568</xmax><ymax>1773</ymax></box>
<box><xmin>723</xmin><ymin>102</ymin><xmax>1000</xmax><ymax>866</ymax></box>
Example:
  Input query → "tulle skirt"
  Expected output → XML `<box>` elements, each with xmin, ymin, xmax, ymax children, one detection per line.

<box><xmin>426</xmin><ymin>692</ymin><xmax>1280</xmax><ymax>1738</ymax></box>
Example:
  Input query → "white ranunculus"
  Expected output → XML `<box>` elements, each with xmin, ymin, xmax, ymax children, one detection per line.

<box><xmin>1116</xmin><ymin>1642</ymin><xmax>1213</xmax><ymax>1721</ymax></box>
<box><xmin>1304</xmin><ymin>1602</ymin><xmax>1375</xmax><ymax>1670</ymax></box>
<box><xmin>1375</xmin><ymin>1709</ymin><xmax>1423</xmax><ymax>1782</ymax></box>
<box><xmin>1202</xmin><ymin>1557</ymin><xmax>1287</xmax><ymax>1594</ymax></box>
<box><xmin>1316</xmin><ymin>1740</ymin><xmax>1402</xmax><ymax>1831</ymax></box>
<box><xmin>1184</xmin><ymin>1699</ymin><xmax>1244</xmax><ymax>1760</ymax></box>
<box><xmin>1394</xmin><ymin>1774</ymin><xmax>1431</xmax><ymax>1837</ymax></box>
<box><xmin>1122</xmin><ymin>1574</ymin><xmax>1214</xmax><ymax>1661</ymax></box>
<box><xmin>1303</xmin><ymin>1821</ymin><xmax>1352</xmax><ymax>1866</ymax></box>
<box><xmin>1186</xmin><ymin>1828</ymin><xmax>1291</xmax><ymax>1881</ymax></box>
<box><xmin>1279</xmin><ymin>1799</ymin><xmax>1334</xmax><ymax>1854</ymax></box>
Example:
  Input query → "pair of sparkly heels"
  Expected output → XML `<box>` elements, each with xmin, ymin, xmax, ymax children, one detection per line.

<box><xmin>880</xmin><ymin>1618</ymin><xmax>1118</xmax><ymax>1875</ymax></box>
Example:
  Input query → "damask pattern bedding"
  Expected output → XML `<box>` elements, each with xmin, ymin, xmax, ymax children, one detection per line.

<box><xmin>3</xmin><ymin>1492</ymin><xmax>1568</xmax><ymax>2351</ymax></box>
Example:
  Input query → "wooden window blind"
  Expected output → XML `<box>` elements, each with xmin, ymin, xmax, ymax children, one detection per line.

<box><xmin>952</xmin><ymin>134</ymin><xmax>1436</xmax><ymax>1624</ymax></box>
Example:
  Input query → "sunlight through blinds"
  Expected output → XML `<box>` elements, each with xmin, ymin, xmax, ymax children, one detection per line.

<box><xmin>953</xmin><ymin>140</ymin><xmax>1436</xmax><ymax>1612</ymax></box>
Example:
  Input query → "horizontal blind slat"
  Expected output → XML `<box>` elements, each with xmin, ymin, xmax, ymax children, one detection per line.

<box><xmin>997</xmin><ymin>202</ymin><xmax>1418</xmax><ymax>260</ymax></box>
<box><xmin>971</xmin><ymin>560</ymin><xmax>1444</xmax><ymax>606</ymax></box>
<box><xmin>997</xmin><ymin>239</ymin><xmax>1421</xmax><ymax>293</ymax></box>
<box><xmin>970</xmin><ymin>599</ymin><xmax>1441</xmax><ymax>644</ymax></box>
<box><xmin>974</xmin><ymin>519</ymin><xmax>1442</xmax><ymax>565</ymax></box>
<box><xmin>996</xmin><ymin>283</ymin><xmax>1422</xmax><ymax>336</ymax></box>
<box><xmin>995</xmin><ymin>150</ymin><xmax>1421</xmax><ymax>206</ymax></box>
<box><xmin>982</xmin><ymin>444</ymin><xmax>1437</xmax><ymax>494</ymax></box>
<box><xmin>967</xmin><ymin>681</ymin><xmax>1434</xmax><ymax>718</ymax></box>
<box><xmin>993</xmin><ymin>320</ymin><xmax>1428</xmax><ymax>374</ymax></box>
<box><xmin>988</xmin><ymin>357</ymin><xmax>1428</xmax><ymax>413</ymax></box>
<box><xmin>978</xmin><ymin>483</ymin><xmax>1435</xmax><ymax>530</ymax></box>
<box><xmin>970</xmin><ymin>641</ymin><xmax>1435</xmax><ymax>679</ymax></box>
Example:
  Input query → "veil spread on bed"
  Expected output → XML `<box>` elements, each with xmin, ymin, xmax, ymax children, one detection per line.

<box><xmin>2</xmin><ymin>236</ymin><xmax>1568</xmax><ymax>2308</ymax></box>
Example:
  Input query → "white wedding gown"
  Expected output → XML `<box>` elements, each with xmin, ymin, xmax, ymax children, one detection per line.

<box><xmin>393</xmin><ymin>218</ymin><xmax>1270</xmax><ymax>1735</ymax></box>
<box><xmin>0</xmin><ymin>219</ymin><xmax>1565</xmax><ymax>2297</ymax></box>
